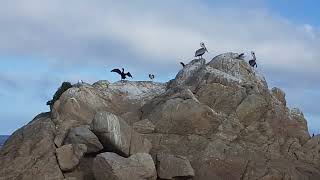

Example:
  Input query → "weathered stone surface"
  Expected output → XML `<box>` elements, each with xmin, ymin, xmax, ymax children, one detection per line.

<box><xmin>92</xmin><ymin>152</ymin><xmax>156</xmax><ymax>180</ymax></box>
<box><xmin>63</xmin><ymin>157</ymin><xmax>95</xmax><ymax>180</ymax></box>
<box><xmin>271</xmin><ymin>87</ymin><xmax>286</xmax><ymax>106</ymax></box>
<box><xmin>0</xmin><ymin>113</ymin><xmax>64</xmax><ymax>180</ymax></box>
<box><xmin>130</xmin><ymin>130</ymin><xmax>152</xmax><ymax>155</ymax></box>
<box><xmin>156</xmin><ymin>153</ymin><xmax>194</xmax><ymax>179</ymax></box>
<box><xmin>133</xmin><ymin>119</ymin><xmax>155</xmax><ymax>134</ymax></box>
<box><xmin>56</xmin><ymin>144</ymin><xmax>87</xmax><ymax>171</ymax></box>
<box><xmin>196</xmin><ymin>83</ymin><xmax>246</xmax><ymax>114</ymax></box>
<box><xmin>236</xmin><ymin>94</ymin><xmax>268</xmax><ymax>126</ymax></box>
<box><xmin>54</xmin><ymin>119</ymin><xmax>82</xmax><ymax>147</ymax></box>
<box><xmin>91</xmin><ymin>112</ymin><xmax>132</xmax><ymax>156</ymax></box>
<box><xmin>91</xmin><ymin>111</ymin><xmax>151</xmax><ymax>156</ymax></box>
<box><xmin>287</xmin><ymin>108</ymin><xmax>310</xmax><ymax>145</ymax></box>
<box><xmin>64</xmin><ymin>126</ymin><xmax>103</xmax><ymax>153</ymax></box>
<box><xmin>142</xmin><ymin>88</ymin><xmax>221</xmax><ymax>136</ymax></box>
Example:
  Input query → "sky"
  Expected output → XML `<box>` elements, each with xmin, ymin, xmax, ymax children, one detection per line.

<box><xmin>0</xmin><ymin>0</ymin><xmax>319</xmax><ymax>135</ymax></box>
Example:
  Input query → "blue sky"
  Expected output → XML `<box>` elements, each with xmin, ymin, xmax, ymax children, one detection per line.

<box><xmin>0</xmin><ymin>0</ymin><xmax>319</xmax><ymax>135</ymax></box>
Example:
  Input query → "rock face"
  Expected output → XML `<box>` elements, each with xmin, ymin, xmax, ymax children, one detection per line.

<box><xmin>1</xmin><ymin>52</ymin><xmax>319</xmax><ymax>180</ymax></box>
<box><xmin>56</xmin><ymin>144</ymin><xmax>87</xmax><ymax>171</ymax></box>
<box><xmin>156</xmin><ymin>153</ymin><xmax>194</xmax><ymax>179</ymax></box>
<box><xmin>91</xmin><ymin>111</ymin><xmax>152</xmax><ymax>156</ymax></box>
<box><xmin>92</xmin><ymin>152</ymin><xmax>156</xmax><ymax>180</ymax></box>
<box><xmin>64</xmin><ymin>126</ymin><xmax>103</xmax><ymax>153</ymax></box>
<box><xmin>0</xmin><ymin>113</ymin><xmax>64</xmax><ymax>180</ymax></box>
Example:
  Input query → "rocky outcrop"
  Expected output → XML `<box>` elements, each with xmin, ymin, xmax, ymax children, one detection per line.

<box><xmin>0</xmin><ymin>113</ymin><xmax>64</xmax><ymax>180</ymax></box>
<box><xmin>0</xmin><ymin>52</ymin><xmax>319</xmax><ymax>180</ymax></box>
<box><xmin>93</xmin><ymin>152</ymin><xmax>156</xmax><ymax>180</ymax></box>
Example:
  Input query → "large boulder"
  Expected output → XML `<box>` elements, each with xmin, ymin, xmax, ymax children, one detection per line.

<box><xmin>56</xmin><ymin>144</ymin><xmax>87</xmax><ymax>171</ymax></box>
<box><xmin>91</xmin><ymin>111</ymin><xmax>151</xmax><ymax>156</ymax></box>
<box><xmin>64</xmin><ymin>126</ymin><xmax>103</xmax><ymax>153</ymax></box>
<box><xmin>0</xmin><ymin>113</ymin><xmax>64</xmax><ymax>180</ymax></box>
<box><xmin>92</xmin><ymin>152</ymin><xmax>156</xmax><ymax>180</ymax></box>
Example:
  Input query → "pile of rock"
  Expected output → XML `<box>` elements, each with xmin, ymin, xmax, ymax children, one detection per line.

<box><xmin>1</xmin><ymin>53</ymin><xmax>320</xmax><ymax>180</ymax></box>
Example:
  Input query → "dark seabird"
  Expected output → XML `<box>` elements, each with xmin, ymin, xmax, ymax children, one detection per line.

<box><xmin>195</xmin><ymin>42</ymin><xmax>208</xmax><ymax>59</ymax></box>
<box><xmin>111</xmin><ymin>68</ymin><xmax>132</xmax><ymax>80</ymax></box>
<box><xmin>149</xmin><ymin>74</ymin><xmax>155</xmax><ymax>80</ymax></box>
<box><xmin>180</xmin><ymin>62</ymin><xmax>186</xmax><ymax>67</ymax></box>
<box><xmin>248</xmin><ymin>51</ymin><xmax>257</xmax><ymax>68</ymax></box>
<box><xmin>237</xmin><ymin>53</ymin><xmax>245</xmax><ymax>59</ymax></box>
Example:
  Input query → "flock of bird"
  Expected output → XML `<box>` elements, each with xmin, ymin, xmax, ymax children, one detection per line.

<box><xmin>111</xmin><ymin>42</ymin><xmax>258</xmax><ymax>80</ymax></box>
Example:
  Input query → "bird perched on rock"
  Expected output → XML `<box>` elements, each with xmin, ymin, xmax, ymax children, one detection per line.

<box><xmin>180</xmin><ymin>62</ymin><xmax>186</xmax><ymax>67</ymax></box>
<box><xmin>111</xmin><ymin>68</ymin><xmax>132</xmax><ymax>80</ymax></box>
<box><xmin>149</xmin><ymin>74</ymin><xmax>155</xmax><ymax>81</ymax></box>
<box><xmin>195</xmin><ymin>42</ymin><xmax>208</xmax><ymax>59</ymax></box>
<box><xmin>249</xmin><ymin>51</ymin><xmax>257</xmax><ymax>68</ymax></box>
<box><xmin>237</xmin><ymin>53</ymin><xmax>245</xmax><ymax>59</ymax></box>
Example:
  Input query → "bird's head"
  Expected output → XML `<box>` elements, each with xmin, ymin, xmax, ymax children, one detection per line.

<box><xmin>251</xmin><ymin>51</ymin><xmax>255</xmax><ymax>55</ymax></box>
<box><xmin>200</xmin><ymin>42</ymin><xmax>208</xmax><ymax>52</ymax></box>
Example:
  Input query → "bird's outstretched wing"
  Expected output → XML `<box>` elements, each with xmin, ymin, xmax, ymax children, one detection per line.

<box><xmin>111</xmin><ymin>68</ymin><xmax>122</xmax><ymax>75</ymax></box>
<box><xmin>127</xmin><ymin>72</ymin><xmax>133</xmax><ymax>78</ymax></box>
<box><xmin>180</xmin><ymin>62</ymin><xmax>185</xmax><ymax>67</ymax></box>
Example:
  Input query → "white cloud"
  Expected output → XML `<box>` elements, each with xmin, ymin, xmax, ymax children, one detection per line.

<box><xmin>0</xmin><ymin>1</ymin><xmax>319</xmax><ymax>74</ymax></box>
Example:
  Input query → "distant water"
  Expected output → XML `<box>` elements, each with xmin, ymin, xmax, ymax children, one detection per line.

<box><xmin>0</xmin><ymin>135</ymin><xmax>9</xmax><ymax>149</ymax></box>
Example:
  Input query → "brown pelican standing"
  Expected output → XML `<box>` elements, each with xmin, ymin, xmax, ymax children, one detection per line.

<box><xmin>248</xmin><ymin>51</ymin><xmax>257</xmax><ymax>68</ymax></box>
<box><xmin>111</xmin><ymin>68</ymin><xmax>132</xmax><ymax>80</ymax></box>
<box><xmin>148</xmin><ymin>74</ymin><xmax>155</xmax><ymax>81</ymax></box>
<box><xmin>195</xmin><ymin>42</ymin><xmax>208</xmax><ymax>59</ymax></box>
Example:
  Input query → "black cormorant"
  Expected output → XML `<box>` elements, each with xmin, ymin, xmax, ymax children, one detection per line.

<box><xmin>111</xmin><ymin>68</ymin><xmax>132</xmax><ymax>80</ymax></box>
<box><xmin>149</xmin><ymin>74</ymin><xmax>155</xmax><ymax>80</ymax></box>
<box><xmin>237</xmin><ymin>53</ymin><xmax>245</xmax><ymax>59</ymax></box>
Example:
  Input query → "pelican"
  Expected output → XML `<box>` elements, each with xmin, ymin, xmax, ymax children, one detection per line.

<box><xmin>111</xmin><ymin>68</ymin><xmax>132</xmax><ymax>80</ymax></box>
<box><xmin>195</xmin><ymin>42</ymin><xmax>208</xmax><ymax>59</ymax></box>
<box><xmin>248</xmin><ymin>51</ymin><xmax>257</xmax><ymax>68</ymax></box>
<box><xmin>149</xmin><ymin>74</ymin><xmax>155</xmax><ymax>81</ymax></box>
